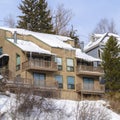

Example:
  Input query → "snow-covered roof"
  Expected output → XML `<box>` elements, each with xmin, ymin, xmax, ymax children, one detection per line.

<box><xmin>84</xmin><ymin>32</ymin><xmax>120</xmax><ymax>52</ymax></box>
<box><xmin>0</xmin><ymin>27</ymin><xmax>74</xmax><ymax>50</ymax></box>
<box><xmin>7</xmin><ymin>38</ymin><xmax>53</xmax><ymax>55</ymax></box>
<box><xmin>76</xmin><ymin>48</ymin><xmax>101</xmax><ymax>62</ymax></box>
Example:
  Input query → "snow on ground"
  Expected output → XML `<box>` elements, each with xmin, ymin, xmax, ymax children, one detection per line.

<box><xmin>0</xmin><ymin>93</ymin><xmax>120</xmax><ymax>120</ymax></box>
<box><xmin>0</xmin><ymin>93</ymin><xmax>16</xmax><ymax>115</ymax></box>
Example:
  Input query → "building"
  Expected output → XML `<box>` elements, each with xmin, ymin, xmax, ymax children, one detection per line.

<box><xmin>84</xmin><ymin>33</ymin><xmax>120</xmax><ymax>59</ymax></box>
<box><xmin>0</xmin><ymin>27</ymin><xmax>104</xmax><ymax>100</ymax></box>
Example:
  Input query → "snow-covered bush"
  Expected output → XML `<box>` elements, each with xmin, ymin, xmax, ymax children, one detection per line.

<box><xmin>74</xmin><ymin>101</ymin><xmax>111</xmax><ymax>120</ymax></box>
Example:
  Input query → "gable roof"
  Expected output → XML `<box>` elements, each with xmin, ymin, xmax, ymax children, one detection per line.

<box><xmin>84</xmin><ymin>33</ymin><xmax>120</xmax><ymax>52</ymax></box>
<box><xmin>0</xmin><ymin>27</ymin><xmax>74</xmax><ymax>50</ymax></box>
<box><xmin>75</xmin><ymin>48</ymin><xmax>101</xmax><ymax>62</ymax></box>
<box><xmin>7</xmin><ymin>38</ymin><xmax>53</xmax><ymax>55</ymax></box>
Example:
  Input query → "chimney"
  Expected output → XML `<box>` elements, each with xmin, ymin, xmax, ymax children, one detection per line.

<box><xmin>80</xmin><ymin>41</ymin><xmax>84</xmax><ymax>52</ymax></box>
<box><xmin>13</xmin><ymin>31</ymin><xmax>17</xmax><ymax>43</ymax></box>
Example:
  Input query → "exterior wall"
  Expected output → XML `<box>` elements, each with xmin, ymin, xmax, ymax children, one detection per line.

<box><xmin>5</xmin><ymin>30</ymin><xmax>13</xmax><ymax>38</ymax></box>
<box><xmin>0</xmin><ymin>30</ymin><xmax>6</xmax><ymax>46</ymax></box>
<box><xmin>51</xmin><ymin>48</ymin><xmax>76</xmax><ymax>90</ymax></box>
<box><xmin>60</xmin><ymin>90</ymin><xmax>80</xmax><ymax>101</ymax></box>
<box><xmin>2</xmin><ymin>39</ymin><xmax>27</xmax><ymax>78</ymax></box>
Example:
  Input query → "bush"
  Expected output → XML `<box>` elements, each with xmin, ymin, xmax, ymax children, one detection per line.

<box><xmin>74</xmin><ymin>101</ymin><xmax>111</xmax><ymax>120</ymax></box>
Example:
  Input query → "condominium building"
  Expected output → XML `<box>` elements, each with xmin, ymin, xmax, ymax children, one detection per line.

<box><xmin>0</xmin><ymin>27</ymin><xmax>104</xmax><ymax>100</ymax></box>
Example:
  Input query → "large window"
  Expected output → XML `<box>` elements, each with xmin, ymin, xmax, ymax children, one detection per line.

<box><xmin>56</xmin><ymin>57</ymin><xmax>62</xmax><ymax>70</ymax></box>
<box><xmin>83</xmin><ymin>77</ymin><xmax>94</xmax><ymax>90</ymax></box>
<box><xmin>67</xmin><ymin>76</ymin><xmax>75</xmax><ymax>89</ymax></box>
<box><xmin>55</xmin><ymin>75</ymin><xmax>63</xmax><ymax>88</ymax></box>
<box><xmin>67</xmin><ymin>58</ymin><xmax>74</xmax><ymax>72</ymax></box>
<box><xmin>16</xmin><ymin>54</ymin><xmax>20</xmax><ymax>71</ymax></box>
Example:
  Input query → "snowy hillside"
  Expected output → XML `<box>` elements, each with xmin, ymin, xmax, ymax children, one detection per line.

<box><xmin>0</xmin><ymin>93</ymin><xmax>120</xmax><ymax>120</ymax></box>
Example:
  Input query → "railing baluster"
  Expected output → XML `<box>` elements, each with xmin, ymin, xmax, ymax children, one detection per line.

<box><xmin>77</xmin><ymin>65</ymin><xmax>103</xmax><ymax>73</ymax></box>
<box><xmin>22</xmin><ymin>59</ymin><xmax>57</xmax><ymax>71</ymax></box>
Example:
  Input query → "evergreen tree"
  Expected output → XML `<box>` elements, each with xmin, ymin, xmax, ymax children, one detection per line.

<box><xmin>102</xmin><ymin>36</ymin><xmax>120</xmax><ymax>92</ymax></box>
<box><xmin>17</xmin><ymin>0</ymin><xmax>53</xmax><ymax>33</ymax></box>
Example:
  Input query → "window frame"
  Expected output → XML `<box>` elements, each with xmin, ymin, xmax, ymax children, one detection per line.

<box><xmin>83</xmin><ymin>77</ymin><xmax>94</xmax><ymax>90</ymax></box>
<box><xmin>55</xmin><ymin>57</ymin><xmax>62</xmax><ymax>71</ymax></box>
<box><xmin>67</xmin><ymin>76</ymin><xmax>75</xmax><ymax>89</ymax></box>
<box><xmin>66</xmin><ymin>58</ymin><xmax>74</xmax><ymax>72</ymax></box>
<box><xmin>0</xmin><ymin>47</ymin><xmax>3</xmax><ymax>55</ymax></box>
<box><xmin>33</xmin><ymin>73</ymin><xmax>46</xmax><ymax>87</ymax></box>
<box><xmin>16</xmin><ymin>54</ymin><xmax>20</xmax><ymax>71</ymax></box>
<box><xmin>55</xmin><ymin>75</ymin><xmax>63</xmax><ymax>89</ymax></box>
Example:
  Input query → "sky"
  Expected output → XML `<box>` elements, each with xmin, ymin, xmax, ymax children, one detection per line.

<box><xmin>0</xmin><ymin>0</ymin><xmax>120</xmax><ymax>44</ymax></box>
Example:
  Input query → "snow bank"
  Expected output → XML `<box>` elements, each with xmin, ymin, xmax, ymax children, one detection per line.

<box><xmin>0</xmin><ymin>93</ymin><xmax>120</xmax><ymax>120</ymax></box>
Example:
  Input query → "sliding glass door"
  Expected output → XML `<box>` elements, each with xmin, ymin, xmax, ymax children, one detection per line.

<box><xmin>83</xmin><ymin>77</ymin><xmax>94</xmax><ymax>90</ymax></box>
<box><xmin>34</xmin><ymin>73</ymin><xmax>46</xmax><ymax>87</ymax></box>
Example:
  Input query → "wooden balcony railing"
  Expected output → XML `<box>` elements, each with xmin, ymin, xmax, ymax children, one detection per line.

<box><xmin>6</xmin><ymin>77</ymin><xmax>58</xmax><ymax>89</ymax></box>
<box><xmin>76</xmin><ymin>65</ymin><xmax>104</xmax><ymax>75</ymax></box>
<box><xmin>22</xmin><ymin>59</ymin><xmax>58</xmax><ymax>72</ymax></box>
<box><xmin>76</xmin><ymin>83</ymin><xmax>105</xmax><ymax>94</ymax></box>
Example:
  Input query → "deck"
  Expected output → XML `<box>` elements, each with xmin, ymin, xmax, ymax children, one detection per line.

<box><xmin>76</xmin><ymin>83</ymin><xmax>105</xmax><ymax>95</ymax></box>
<box><xmin>76</xmin><ymin>65</ymin><xmax>104</xmax><ymax>76</ymax></box>
<box><xmin>22</xmin><ymin>59</ymin><xmax>58</xmax><ymax>72</ymax></box>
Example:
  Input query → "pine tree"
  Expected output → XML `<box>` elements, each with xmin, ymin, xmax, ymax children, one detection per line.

<box><xmin>17</xmin><ymin>0</ymin><xmax>53</xmax><ymax>33</ymax></box>
<box><xmin>102</xmin><ymin>36</ymin><xmax>120</xmax><ymax>92</ymax></box>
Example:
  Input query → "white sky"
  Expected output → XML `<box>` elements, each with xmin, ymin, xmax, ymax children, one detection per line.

<box><xmin>0</xmin><ymin>0</ymin><xmax>120</xmax><ymax>44</ymax></box>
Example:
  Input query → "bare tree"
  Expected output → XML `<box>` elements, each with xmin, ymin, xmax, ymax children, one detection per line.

<box><xmin>53</xmin><ymin>4</ymin><xmax>73</xmax><ymax>35</ymax></box>
<box><xmin>1</xmin><ymin>86</ymin><xmax>65</xmax><ymax>120</ymax></box>
<box><xmin>4</xmin><ymin>14</ymin><xmax>16</xmax><ymax>28</ymax></box>
<box><xmin>93</xmin><ymin>18</ymin><xmax>117</xmax><ymax>34</ymax></box>
<box><xmin>74</xmin><ymin>101</ymin><xmax>111</xmax><ymax>120</ymax></box>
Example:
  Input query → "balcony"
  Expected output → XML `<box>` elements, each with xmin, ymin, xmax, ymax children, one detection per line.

<box><xmin>6</xmin><ymin>77</ymin><xmax>58</xmax><ymax>89</ymax></box>
<box><xmin>76</xmin><ymin>83</ymin><xmax>105</xmax><ymax>94</ymax></box>
<box><xmin>76</xmin><ymin>65</ymin><xmax>104</xmax><ymax>76</ymax></box>
<box><xmin>22</xmin><ymin>59</ymin><xmax>58</xmax><ymax>72</ymax></box>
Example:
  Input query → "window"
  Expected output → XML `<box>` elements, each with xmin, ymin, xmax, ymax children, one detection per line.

<box><xmin>67</xmin><ymin>76</ymin><xmax>75</xmax><ymax>89</ymax></box>
<box><xmin>67</xmin><ymin>58</ymin><xmax>74</xmax><ymax>72</ymax></box>
<box><xmin>83</xmin><ymin>77</ymin><xmax>94</xmax><ymax>90</ymax></box>
<box><xmin>93</xmin><ymin>61</ymin><xmax>98</xmax><ymax>67</ymax></box>
<box><xmin>34</xmin><ymin>73</ymin><xmax>46</xmax><ymax>87</ymax></box>
<box><xmin>56</xmin><ymin>57</ymin><xmax>62</xmax><ymax>70</ymax></box>
<box><xmin>16</xmin><ymin>54</ymin><xmax>20</xmax><ymax>71</ymax></box>
<box><xmin>55</xmin><ymin>75</ymin><xmax>63</xmax><ymax>88</ymax></box>
<box><xmin>0</xmin><ymin>47</ymin><xmax>3</xmax><ymax>55</ymax></box>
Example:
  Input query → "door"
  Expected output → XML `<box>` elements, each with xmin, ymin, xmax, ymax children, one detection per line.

<box><xmin>33</xmin><ymin>73</ymin><xmax>46</xmax><ymax>87</ymax></box>
<box><xmin>83</xmin><ymin>77</ymin><xmax>94</xmax><ymax>90</ymax></box>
